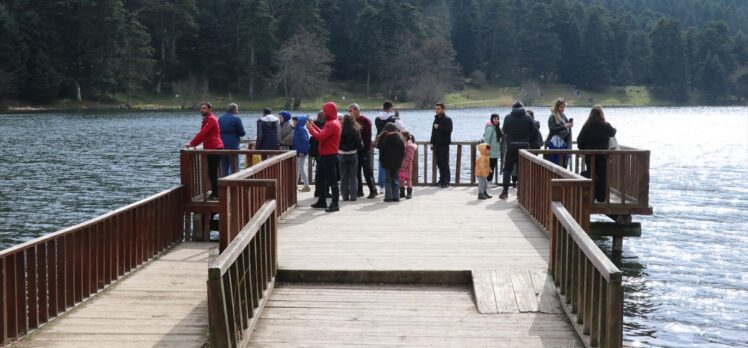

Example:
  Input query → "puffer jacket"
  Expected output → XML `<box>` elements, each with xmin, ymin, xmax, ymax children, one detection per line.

<box><xmin>475</xmin><ymin>143</ymin><xmax>491</xmax><ymax>177</ymax></box>
<box><xmin>378</xmin><ymin>132</ymin><xmax>405</xmax><ymax>171</ymax></box>
<box><xmin>256</xmin><ymin>114</ymin><xmax>280</xmax><ymax>150</ymax></box>
<box><xmin>308</xmin><ymin>102</ymin><xmax>342</xmax><ymax>156</ymax></box>
<box><xmin>483</xmin><ymin>121</ymin><xmax>502</xmax><ymax>158</ymax></box>
<box><xmin>400</xmin><ymin>140</ymin><xmax>417</xmax><ymax>177</ymax></box>
<box><xmin>278</xmin><ymin>111</ymin><xmax>295</xmax><ymax>147</ymax></box>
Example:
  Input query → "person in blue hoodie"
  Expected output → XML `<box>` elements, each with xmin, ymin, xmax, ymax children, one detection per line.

<box><xmin>256</xmin><ymin>108</ymin><xmax>280</xmax><ymax>150</ymax></box>
<box><xmin>218</xmin><ymin>103</ymin><xmax>246</xmax><ymax>176</ymax></box>
<box><xmin>293</xmin><ymin>115</ymin><xmax>311</xmax><ymax>192</ymax></box>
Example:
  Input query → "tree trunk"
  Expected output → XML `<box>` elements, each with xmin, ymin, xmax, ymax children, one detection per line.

<box><xmin>366</xmin><ymin>70</ymin><xmax>371</xmax><ymax>95</ymax></box>
<box><xmin>74</xmin><ymin>80</ymin><xmax>82</xmax><ymax>102</ymax></box>
<box><xmin>155</xmin><ymin>74</ymin><xmax>162</xmax><ymax>94</ymax></box>
<box><xmin>249</xmin><ymin>45</ymin><xmax>256</xmax><ymax>100</ymax></box>
<box><xmin>293</xmin><ymin>96</ymin><xmax>301</xmax><ymax>110</ymax></box>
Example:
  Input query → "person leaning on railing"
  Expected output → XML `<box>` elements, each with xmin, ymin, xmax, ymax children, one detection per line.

<box><xmin>184</xmin><ymin>102</ymin><xmax>224</xmax><ymax>201</ymax></box>
<box><xmin>577</xmin><ymin>105</ymin><xmax>617</xmax><ymax>203</ymax></box>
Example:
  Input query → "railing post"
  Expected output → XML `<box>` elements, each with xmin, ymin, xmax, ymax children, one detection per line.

<box><xmin>207</xmin><ymin>268</ymin><xmax>230</xmax><ymax>348</ymax></box>
<box><xmin>606</xmin><ymin>274</ymin><xmax>623</xmax><ymax>348</ymax></box>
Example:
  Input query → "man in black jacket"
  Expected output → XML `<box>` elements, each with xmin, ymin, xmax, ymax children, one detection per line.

<box><xmin>430</xmin><ymin>103</ymin><xmax>453</xmax><ymax>188</ymax></box>
<box><xmin>500</xmin><ymin>101</ymin><xmax>538</xmax><ymax>199</ymax></box>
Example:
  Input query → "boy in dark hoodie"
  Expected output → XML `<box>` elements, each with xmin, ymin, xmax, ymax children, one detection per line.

<box><xmin>293</xmin><ymin>115</ymin><xmax>311</xmax><ymax>192</ymax></box>
<box><xmin>307</xmin><ymin>102</ymin><xmax>342</xmax><ymax>212</ymax></box>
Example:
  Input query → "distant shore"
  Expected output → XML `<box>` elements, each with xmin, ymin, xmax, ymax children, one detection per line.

<box><xmin>3</xmin><ymin>84</ymin><xmax>744</xmax><ymax>113</ymax></box>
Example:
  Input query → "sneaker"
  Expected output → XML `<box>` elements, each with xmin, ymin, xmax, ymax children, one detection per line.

<box><xmin>499</xmin><ymin>191</ymin><xmax>508</xmax><ymax>200</ymax></box>
<box><xmin>311</xmin><ymin>201</ymin><xmax>327</xmax><ymax>209</ymax></box>
<box><xmin>478</xmin><ymin>193</ymin><xmax>487</xmax><ymax>200</ymax></box>
<box><xmin>367</xmin><ymin>189</ymin><xmax>378</xmax><ymax>199</ymax></box>
<box><xmin>325</xmin><ymin>204</ymin><xmax>339</xmax><ymax>212</ymax></box>
<box><xmin>299</xmin><ymin>186</ymin><xmax>311</xmax><ymax>192</ymax></box>
<box><xmin>207</xmin><ymin>194</ymin><xmax>218</xmax><ymax>201</ymax></box>
<box><xmin>483</xmin><ymin>191</ymin><xmax>493</xmax><ymax>199</ymax></box>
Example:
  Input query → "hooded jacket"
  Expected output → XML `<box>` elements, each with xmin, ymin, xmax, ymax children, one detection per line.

<box><xmin>278</xmin><ymin>111</ymin><xmax>295</xmax><ymax>147</ymax></box>
<box><xmin>375</xmin><ymin>111</ymin><xmax>405</xmax><ymax>135</ymax></box>
<box><xmin>190</xmin><ymin>113</ymin><xmax>224</xmax><ymax>149</ymax></box>
<box><xmin>483</xmin><ymin>121</ymin><xmax>502</xmax><ymax>158</ymax></box>
<box><xmin>378</xmin><ymin>132</ymin><xmax>405</xmax><ymax>171</ymax></box>
<box><xmin>475</xmin><ymin>143</ymin><xmax>491</xmax><ymax>177</ymax></box>
<box><xmin>293</xmin><ymin>115</ymin><xmax>310</xmax><ymax>155</ymax></box>
<box><xmin>308</xmin><ymin>102</ymin><xmax>342</xmax><ymax>156</ymax></box>
<box><xmin>400</xmin><ymin>139</ymin><xmax>417</xmax><ymax>176</ymax></box>
<box><xmin>502</xmin><ymin>106</ymin><xmax>537</xmax><ymax>146</ymax></box>
<box><xmin>218</xmin><ymin>111</ymin><xmax>245</xmax><ymax>150</ymax></box>
<box><xmin>256</xmin><ymin>114</ymin><xmax>280</xmax><ymax>150</ymax></box>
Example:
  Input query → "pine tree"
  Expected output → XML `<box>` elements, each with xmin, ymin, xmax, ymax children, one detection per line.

<box><xmin>649</xmin><ymin>18</ymin><xmax>689</xmax><ymax>101</ymax></box>
<box><xmin>699</xmin><ymin>53</ymin><xmax>729</xmax><ymax>103</ymax></box>
<box><xmin>116</xmin><ymin>11</ymin><xmax>155</xmax><ymax>107</ymax></box>
<box><xmin>238</xmin><ymin>0</ymin><xmax>277</xmax><ymax>99</ymax></box>
<box><xmin>450</xmin><ymin>0</ymin><xmax>481</xmax><ymax>75</ymax></box>
<box><xmin>520</xmin><ymin>2</ymin><xmax>559</xmax><ymax>82</ymax></box>
<box><xmin>578</xmin><ymin>6</ymin><xmax>610</xmax><ymax>90</ymax></box>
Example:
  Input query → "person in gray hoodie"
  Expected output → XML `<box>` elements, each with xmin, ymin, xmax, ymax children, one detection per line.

<box><xmin>278</xmin><ymin>110</ymin><xmax>295</xmax><ymax>150</ymax></box>
<box><xmin>256</xmin><ymin>108</ymin><xmax>280</xmax><ymax>150</ymax></box>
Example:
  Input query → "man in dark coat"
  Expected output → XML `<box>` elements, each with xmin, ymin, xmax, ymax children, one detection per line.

<box><xmin>499</xmin><ymin>101</ymin><xmax>538</xmax><ymax>199</ymax></box>
<box><xmin>430</xmin><ymin>103</ymin><xmax>453</xmax><ymax>188</ymax></box>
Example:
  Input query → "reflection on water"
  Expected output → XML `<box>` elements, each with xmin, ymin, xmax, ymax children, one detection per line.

<box><xmin>1</xmin><ymin>106</ymin><xmax>747</xmax><ymax>347</ymax></box>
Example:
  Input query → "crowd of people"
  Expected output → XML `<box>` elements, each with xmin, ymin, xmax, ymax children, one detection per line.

<box><xmin>185</xmin><ymin>98</ymin><xmax>617</xmax><ymax>210</ymax></box>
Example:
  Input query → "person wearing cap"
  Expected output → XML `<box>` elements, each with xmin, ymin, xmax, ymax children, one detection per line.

<box><xmin>218</xmin><ymin>103</ymin><xmax>245</xmax><ymax>176</ymax></box>
<box><xmin>185</xmin><ymin>102</ymin><xmax>224</xmax><ymax>200</ymax></box>
<box><xmin>278</xmin><ymin>110</ymin><xmax>295</xmax><ymax>150</ymax></box>
<box><xmin>307</xmin><ymin>102</ymin><xmax>342</xmax><ymax>212</ymax></box>
<box><xmin>499</xmin><ymin>101</ymin><xmax>539</xmax><ymax>199</ymax></box>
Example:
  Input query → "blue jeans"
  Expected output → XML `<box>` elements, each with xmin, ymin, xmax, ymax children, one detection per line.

<box><xmin>378</xmin><ymin>162</ymin><xmax>385</xmax><ymax>189</ymax></box>
<box><xmin>221</xmin><ymin>154</ymin><xmax>241</xmax><ymax>177</ymax></box>
<box><xmin>339</xmin><ymin>153</ymin><xmax>358</xmax><ymax>200</ymax></box>
<box><xmin>383</xmin><ymin>168</ymin><xmax>400</xmax><ymax>200</ymax></box>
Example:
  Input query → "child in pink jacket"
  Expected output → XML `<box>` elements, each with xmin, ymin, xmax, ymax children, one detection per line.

<box><xmin>399</xmin><ymin>131</ymin><xmax>417</xmax><ymax>199</ymax></box>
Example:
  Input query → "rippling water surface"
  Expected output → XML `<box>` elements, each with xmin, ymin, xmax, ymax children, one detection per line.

<box><xmin>1</xmin><ymin>106</ymin><xmax>747</xmax><ymax>347</ymax></box>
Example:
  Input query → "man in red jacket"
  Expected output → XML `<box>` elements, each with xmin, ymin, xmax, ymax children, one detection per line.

<box><xmin>185</xmin><ymin>102</ymin><xmax>224</xmax><ymax>200</ymax></box>
<box><xmin>306</xmin><ymin>102</ymin><xmax>342</xmax><ymax>212</ymax></box>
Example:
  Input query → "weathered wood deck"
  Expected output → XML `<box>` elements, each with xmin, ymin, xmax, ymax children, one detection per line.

<box><xmin>16</xmin><ymin>186</ymin><xmax>581</xmax><ymax>347</ymax></box>
<box><xmin>13</xmin><ymin>243</ymin><xmax>213</xmax><ymax>348</ymax></box>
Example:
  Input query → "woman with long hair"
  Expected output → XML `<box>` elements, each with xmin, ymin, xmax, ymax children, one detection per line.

<box><xmin>338</xmin><ymin>114</ymin><xmax>363</xmax><ymax>201</ymax></box>
<box><xmin>547</xmin><ymin>98</ymin><xmax>573</xmax><ymax>167</ymax></box>
<box><xmin>577</xmin><ymin>105</ymin><xmax>617</xmax><ymax>202</ymax></box>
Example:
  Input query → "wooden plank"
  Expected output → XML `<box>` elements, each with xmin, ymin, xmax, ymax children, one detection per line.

<box><xmin>529</xmin><ymin>270</ymin><xmax>562</xmax><ymax>314</ymax></box>
<box><xmin>491</xmin><ymin>269</ymin><xmax>519</xmax><ymax>313</ymax></box>
<box><xmin>470</xmin><ymin>270</ymin><xmax>497</xmax><ymax>313</ymax></box>
<box><xmin>511</xmin><ymin>270</ymin><xmax>540</xmax><ymax>313</ymax></box>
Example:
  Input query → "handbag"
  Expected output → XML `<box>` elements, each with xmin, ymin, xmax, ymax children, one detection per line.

<box><xmin>609</xmin><ymin>137</ymin><xmax>620</xmax><ymax>150</ymax></box>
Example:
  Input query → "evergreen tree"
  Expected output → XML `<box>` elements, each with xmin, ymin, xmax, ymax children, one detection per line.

<box><xmin>520</xmin><ymin>2</ymin><xmax>559</xmax><ymax>82</ymax></box>
<box><xmin>116</xmin><ymin>11</ymin><xmax>155</xmax><ymax>107</ymax></box>
<box><xmin>481</xmin><ymin>0</ymin><xmax>514</xmax><ymax>83</ymax></box>
<box><xmin>649</xmin><ymin>18</ymin><xmax>689</xmax><ymax>101</ymax></box>
<box><xmin>450</xmin><ymin>0</ymin><xmax>481</xmax><ymax>75</ymax></box>
<box><xmin>0</xmin><ymin>4</ymin><xmax>24</xmax><ymax>98</ymax></box>
<box><xmin>699</xmin><ymin>53</ymin><xmax>729</xmax><ymax>103</ymax></box>
<box><xmin>238</xmin><ymin>0</ymin><xmax>277</xmax><ymax>99</ymax></box>
<box><xmin>578</xmin><ymin>6</ymin><xmax>610</xmax><ymax>90</ymax></box>
<box><xmin>625</xmin><ymin>30</ymin><xmax>651</xmax><ymax>85</ymax></box>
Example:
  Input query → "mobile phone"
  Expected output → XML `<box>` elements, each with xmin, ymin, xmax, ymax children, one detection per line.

<box><xmin>569</xmin><ymin>118</ymin><xmax>574</xmax><ymax>123</ymax></box>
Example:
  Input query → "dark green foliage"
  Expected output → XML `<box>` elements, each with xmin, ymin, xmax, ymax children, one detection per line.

<box><xmin>1</xmin><ymin>0</ymin><xmax>747</xmax><ymax>104</ymax></box>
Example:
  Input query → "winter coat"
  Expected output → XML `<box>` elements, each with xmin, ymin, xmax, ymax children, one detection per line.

<box><xmin>475</xmin><ymin>143</ymin><xmax>491</xmax><ymax>178</ymax></box>
<box><xmin>356</xmin><ymin>115</ymin><xmax>373</xmax><ymax>150</ymax></box>
<box><xmin>375</xmin><ymin>112</ymin><xmax>405</xmax><ymax>135</ymax></box>
<box><xmin>293</xmin><ymin>116</ymin><xmax>310</xmax><ymax>155</ymax></box>
<box><xmin>190</xmin><ymin>113</ymin><xmax>224</xmax><ymax>149</ymax></box>
<box><xmin>378</xmin><ymin>132</ymin><xmax>405</xmax><ymax>171</ymax></box>
<box><xmin>483</xmin><ymin>121</ymin><xmax>502</xmax><ymax>158</ymax></box>
<box><xmin>256</xmin><ymin>114</ymin><xmax>280</xmax><ymax>150</ymax></box>
<box><xmin>430</xmin><ymin>112</ymin><xmax>453</xmax><ymax>145</ymax></box>
<box><xmin>308</xmin><ymin>102</ymin><xmax>342</xmax><ymax>156</ymax></box>
<box><xmin>278</xmin><ymin>111</ymin><xmax>295</xmax><ymax>147</ymax></box>
<box><xmin>547</xmin><ymin>113</ymin><xmax>572</xmax><ymax>149</ymax></box>
<box><xmin>308</xmin><ymin>117</ymin><xmax>325</xmax><ymax>158</ymax></box>
<box><xmin>399</xmin><ymin>140</ymin><xmax>417</xmax><ymax>178</ymax></box>
<box><xmin>502</xmin><ymin>106</ymin><xmax>537</xmax><ymax>146</ymax></box>
<box><xmin>577</xmin><ymin>122</ymin><xmax>617</xmax><ymax>150</ymax></box>
<box><xmin>338</xmin><ymin>126</ymin><xmax>363</xmax><ymax>153</ymax></box>
<box><xmin>218</xmin><ymin>112</ymin><xmax>245</xmax><ymax>150</ymax></box>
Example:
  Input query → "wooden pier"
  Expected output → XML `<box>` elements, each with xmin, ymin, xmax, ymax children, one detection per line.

<box><xmin>2</xmin><ymin>142</ymin><xmax>651</xmax><ymax>347</ymax></box>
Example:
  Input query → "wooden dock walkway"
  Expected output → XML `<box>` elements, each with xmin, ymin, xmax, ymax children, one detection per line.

<box><xmin>13</xmin><ymin>243</ymin><xmax>212</xmax><ymax>348</ymax></box>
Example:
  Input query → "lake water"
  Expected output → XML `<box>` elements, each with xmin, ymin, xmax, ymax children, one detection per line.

<box><xmin>1</xmin><ymin>106</ymin><xmax>747</xmax><ymax>347</ymax></box>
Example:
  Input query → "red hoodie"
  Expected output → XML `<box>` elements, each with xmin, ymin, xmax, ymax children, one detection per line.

<box><xmin>190</xmin><ymin>113</ymin><xmax>224</xmax><ymax>149</ymax></box>
<box><xmin>308</xmin><ymin>102</ymin><xmax>341</xmax><ymax>156</ymax></box>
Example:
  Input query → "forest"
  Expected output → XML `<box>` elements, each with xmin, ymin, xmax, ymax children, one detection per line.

<box><xmin>0</xmin><ymin>0</ymin><xmax>747</xmax><ymax>109</ymax></box>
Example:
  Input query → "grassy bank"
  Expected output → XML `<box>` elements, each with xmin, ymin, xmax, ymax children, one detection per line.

<box><xmin>3</xmin><ymin>84</ymin><xmax>722</xmax><ymax>112</ymax></box>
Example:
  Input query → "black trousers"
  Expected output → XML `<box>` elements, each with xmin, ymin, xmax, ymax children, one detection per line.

<box><xmin>357</xmin><ymin>149</ymin><xmax>375</xmax><ymax>195</ymax></box>
<box><xmin>434</xmin><ymin>144</ymin><xmax>450</xmax><ymax>185</ymax></box>
<box><xmin>207</xmin><ymin>154</ymin><xmax>221</xmax><ymax>196</ymax></box>
<box><xmin>502</xmin><ymin>143</ymin><xmax>528</xmax><ymax>191</ymax></box>
<box><xmin>316</xmin><ymin>155</ymin><xmax>340</xmax><ymax>205</ymax></box>
<box><xmin>487</xmin><ymin>158</ymin><xmax>498</xmax><ymax>182</ymax></box>
<box><xmin>584</xmin><ymin>155</ymin><xmax>608</xmax><ymax>202</ymax></box>
<box><xmin>313</xmin><ymin>156</ymin><xmax>323</xmax><ymax>197</ymax></box>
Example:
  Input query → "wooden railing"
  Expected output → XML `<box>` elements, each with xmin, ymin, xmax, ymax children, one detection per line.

<box><xmin>518</xmin><ymin>149</ymin><xmax>592</xmax><ymax>234</ymax></box>
<box><xmin>0</xmin><ymin>186</ymin><xmax>185</xmax><ymax>345</ymax></box>
<box><xmin>208</xmin><ymin>197</ymin><xmax>277</xmax><ymax>348</ymax></box>
<box><xmin>526</xmin><ymin>148</ymin><xmax>651</xmax><ymax>215</ymax></box>
<box><xmin>551</xmin><ymin>201</ymin><xmax>623</xmax><ymax>348</ymax></box>
<box><xmin>180</xmin><ymin>148</ymin><xmax>290</xmax><ymax>204</ymax></box>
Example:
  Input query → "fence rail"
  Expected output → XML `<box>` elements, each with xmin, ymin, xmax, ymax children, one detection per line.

<box><xmin>551</xmin><ymin>201</ymin><xmax>623</xmax><ymax>348</ymax></box>
<box><xmin>208</xmin><ymin>198</ymin><xmax>277</xmax><ymax>348</ymax></box>
<box><xmin>0</xmin><ymin>186</ymin><xmax>185</xmax><ymax>345</ymax></box>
